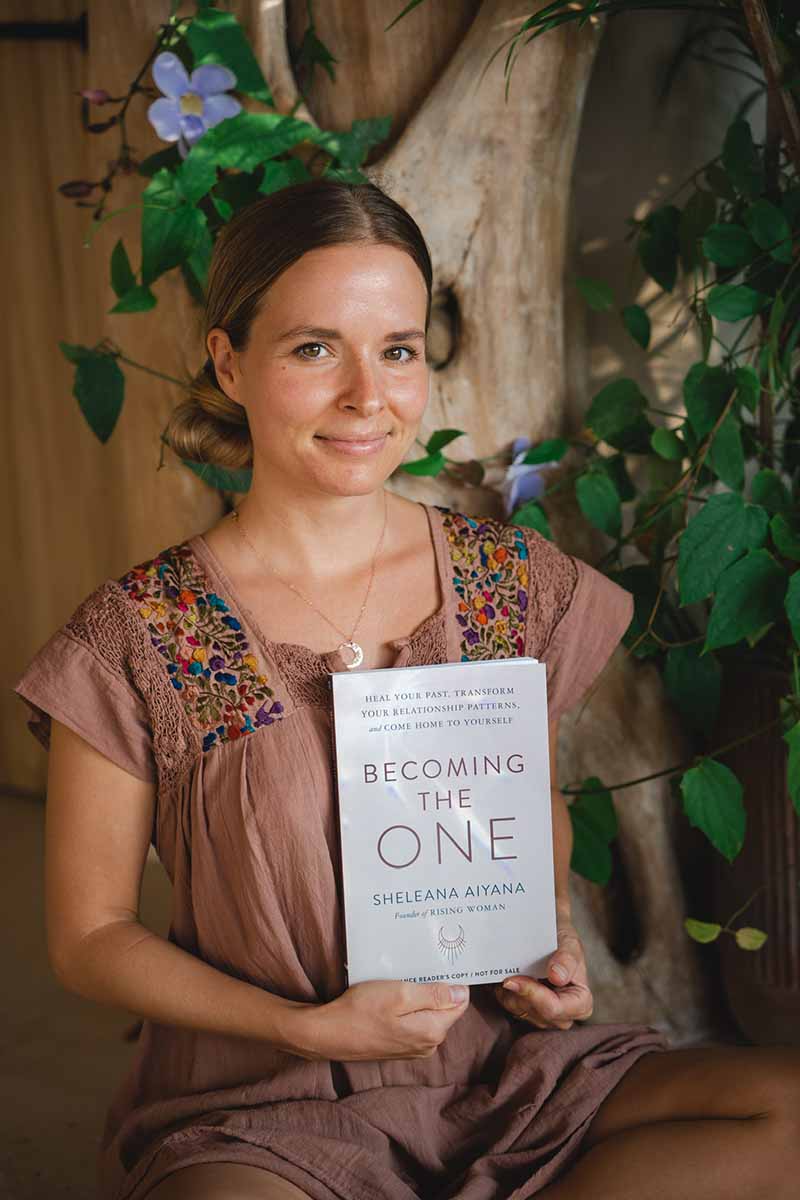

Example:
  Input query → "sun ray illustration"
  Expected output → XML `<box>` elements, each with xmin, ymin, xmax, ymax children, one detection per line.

<box><xmin>437</xmin><ymin>924</ymin><xmax>466</xmax><ymax>962</ymax></box>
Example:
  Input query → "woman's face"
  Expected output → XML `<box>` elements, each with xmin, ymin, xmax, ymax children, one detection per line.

<box><xmin>208</xmin><ymin>241</ymin><xmax>430</xmax><ymax>498</ymax></box>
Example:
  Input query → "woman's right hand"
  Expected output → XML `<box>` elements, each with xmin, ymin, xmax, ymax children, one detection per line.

<box><xmin>287</xmin><ymin>979</ymin><xmax>471</xmax><ymax>1062</ymax></box>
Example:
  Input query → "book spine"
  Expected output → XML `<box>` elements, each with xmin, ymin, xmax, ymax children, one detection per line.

<box><xmin>326</xmin><ymin>673</ymin><xmax>352</xmax><ymax>991</ymax></box>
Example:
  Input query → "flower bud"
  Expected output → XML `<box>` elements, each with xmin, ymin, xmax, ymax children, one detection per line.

<box><xmin>57</xmin><ymin>179</ymin><xmax>96</xmax><ymax>198</ymax></box>
<box><xmin>80</xmin><ymin>88</ymin><xmax>110</xmax><ymax>104</ymax></box>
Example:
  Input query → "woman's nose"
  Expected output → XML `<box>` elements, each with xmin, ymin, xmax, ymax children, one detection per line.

<box><xmin>338</xmin><ymin>359</ymin><xmax>384</xmax><ymax>412</ymax></box>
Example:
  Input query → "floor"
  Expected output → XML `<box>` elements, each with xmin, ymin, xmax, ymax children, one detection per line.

<box><xmin>2</xmin><ymin>789</ymin><xmax>750</xmax><ymax>1200</ymax></box>
<box><xmin>2</xmin><ymin>792</ymin><xmax>172</xmax><ymax>1200</ymax></box>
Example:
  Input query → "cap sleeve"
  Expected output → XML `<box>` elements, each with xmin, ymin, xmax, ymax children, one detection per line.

<box><xmin>520</xmin><ymin>526</ymin><xmax>633</xmax><ymax>723</ymax></box>
<box><xmin>13</xmin><ymin>581</ymin><xmax>157</xmax><ymax>783</ymax></box>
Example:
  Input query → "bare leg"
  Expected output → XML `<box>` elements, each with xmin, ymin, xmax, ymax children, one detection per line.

<box><xmin>536</xmin><ymin>1044</ymin><xmax>800</xmax><ymax>1200</ymax></box>
<box><xmin>144</xmin><ymin>1162</ymin><xmax>314</xmax><ymax>1199</ymax></box>
<box><xmin>538</xmin><ymin>1111</ymin><xmax>791</xmax><ymax>1200</ymax></box>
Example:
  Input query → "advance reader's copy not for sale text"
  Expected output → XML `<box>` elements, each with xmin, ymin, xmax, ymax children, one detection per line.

<box><xmin>329</xmin><ymin>657</ymin><xmax>558</xmax><ymax>987</ymax></box>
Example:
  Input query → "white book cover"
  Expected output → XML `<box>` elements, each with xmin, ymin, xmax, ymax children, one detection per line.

<box><xmin>329</xmin><ymin>657</ymin><xmax>558</xmax><ymax>987</ymax></box>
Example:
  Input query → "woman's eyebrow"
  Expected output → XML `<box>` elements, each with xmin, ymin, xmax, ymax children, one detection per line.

<box><xmin>275</xmin><ymin>325</ymin><xmax>425</xmax><ymax>343</ymax></box>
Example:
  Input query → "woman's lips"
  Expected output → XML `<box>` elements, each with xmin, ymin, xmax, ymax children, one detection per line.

<box><xmin>316</xmin><ymin>435</ymin><xmax>388</xmax><ymax>455</ymax></box>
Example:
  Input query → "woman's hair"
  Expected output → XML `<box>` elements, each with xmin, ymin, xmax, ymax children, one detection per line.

<box><xmin>167</xmin><ymin>178</ymin><xmax>433</xmax><ymax>470</ymax></box>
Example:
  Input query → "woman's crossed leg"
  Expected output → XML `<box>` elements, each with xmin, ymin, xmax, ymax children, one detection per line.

<box><xmin>143</xmin><ymin>1044</ymin><xmax>800</xmax><ymax>1199</ymax></box>
<box><xmin>538</xmin><ymin>1043</ymin><xmax>800</xmax><ymax>1200</ymax></box>
<box><xmin>145</xmin><ymin>1163</ymin><xmax>313</xmax><ymax>1199</ymax></box>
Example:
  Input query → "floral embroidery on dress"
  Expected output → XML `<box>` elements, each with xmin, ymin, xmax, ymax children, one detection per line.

<box><xmin>435</xmin><ymin>505</ymin><xmax>529</xmax><ymax>660</ymax></box>
<box><xmin>118</xmin><ymin>543</ymin><xmax>284</xmax><ymax>752</ymax></box>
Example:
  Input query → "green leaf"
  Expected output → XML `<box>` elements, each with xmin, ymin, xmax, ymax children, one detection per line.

<box><xmin>575</xmin><ymin>277</ymin><xmax>615</xmax><ymax>311</ymax></box>
<box><xmin>293</xmin><ymin>24</ymin><xmax>339</xmax><ymax>84</ymax></box>
<box><xmin>679</xmin><ymin>188</ymin><xmax>717</xmax><ymax>273</ymax></box>
<box><xmin>705</xmin><ymin>162</ymin><xmax>737</xmax><ymax>202</ymax></box>
<box><xmin>704</xmin><ymin>549</ymin><xmax>787</xmax><ymax>651</ymax></box>
<box><xmin>783</xmin><ymin>720</ymin><xmax>800</xmax><ymax>818</ymax></box>
<box><xmin>663</xmin><ymin>644</ymin><xmax>721</xmax><ymax>734</ymax></box>
<box><xmin>211</xmin><ymin>195</ymin><xmax>234</xmax><ymax>221</ymax></box>
<box><xmin>785</xmin><ymin>572</ymin><xmax>800</xmax><ymax>647</ymax></box>
<box><xmin>180</xmin><ymin>458</ymin><xmax>253</xmax><ymax>493</ymax></box>
<box><xmin>313</xmin><ymin>117</ymin><xmax>393</xmax><ymax>168</ymax></box>
<box><xmin>576</xmin><ymin>471</ymin><xmax>621</xmax><ymax>538</ymax></box>
<box><xmin>141</xmin><ymin>170</ymin><xmax>209</xmax><ymax>285</ymax></box>
<box><xmin>722</xmin><ymin>117</ymin><xmax>763</xmax><ymax>199</ymax></box>
<box><xmin>735</xmin><ymin>927</ymin><xmax>768</xmax><ymax>950</ymax></box>
<box><xmin>569</xmin><ymin>777</ymin><xmax>617</xmax><ymax>885</ymax></box>
<box><xmin>185</xmin><ymin>220</ymin><xmax>214</xmax><ymax>292</ymax></box>
<box><xmin>708</xmin><ymin>413</ymin><xmax>744</xmax><ymax>491</ymax></box>
<box><xmin>614</xmin><ymin>564</ymin><xmax>665</xmax><ymax>657</ymax></box>
<box><xmin>752</xmin><ymin>468</ymin><xmax>791</xmax><ymax>515</ymax></box>
<box><xmin>187</xmin><ymin>6</ymin><xmax>273</xmax><ymax>105</ymax></box>
<box><xmin>320</xmin><ymin>165</ymin><xmax>371</xmax><ymax>185</ymax></box>
<box><xmin>639</xmin><ymin>204</ymin><xmax>681</xmax><ymax>292</ymax></box>
<box><xmin>109</xmin><ymin>285</ymin><xmax>157</xmax><ymax>313</ymax></box>
<box><xmin>706</xmin><ymin>283</ymin><xmax>770</xmax><ymax>321</ymax></box>
<box><xmin>683</xmin><ymin>362</ymin><xmax>734</xmax><ymax>438</ymax></box>
<box><xmin>258</xmin><ymin>157</ymin><xmax>311</xmax><ymax>195</ymax></box>
<box><xmin>650</xmin><ymin>426</ymin><xmax>684</xmax><ymax>461</ymax></box>
<box><xmin>600</xmin><ymin>453</ymin><xmax>637</xmax><ymax>503</ymax></box>
<box><xmin>511</xmin><ymin>500</ymin><xmax>552</xmax><ymax>541</ymax></box>
<box><xmin>426</xmin><ymin>428</ymin><xmax>465</xmax><ymax>454</ymax></box>
<box><xmin>70</xmin><ymin>352</ymin><xmax>125</xmax><ymax>443</ymax></box>
<box><xmin>744</xmin><ymin>198</ymin><xmax>793</xmax><ymax>264</ymax></box>
<box><xmin>137</xmin><ymin>146</ymin><xmax>181</xmax><ymax>178</ymax></box>
<box><xmin>399</xmin><ymin>451</ymin><xmax>446</xmax><ymax>476</ymax></box>
<box><xmin>680</xmin><ymin>759</ymin><xmax>746</xmax><ymax>862</ymax></box>
<box><xmin>585</xmin><ymin>378</ymin><xmax>647</xmax><ymax>443</ymax></box>
<box><xmin>734</xmin><ymin>364</ymin><xmax>760</xmax><ymax>413</ymax></box>
<box><xmin>521</xmin><ymin>437</ymin><xmax>568</xmax><ymax>464</ymax></box>
<box><xmin>678</xmin><ymin>492</ymin><xmax>769</xmax><ymax>604</ymax></box>
<box><xmin>770</xmin><ymin>513</ymin><xmax>800</xmax><ymax>561</ymax></box>
<box><xmin>209</xmin><ymin>168</ymin><xmax>262</xmax><ymax>216</ymax></box>
<box><xmin>684</xmin><ymin>918</ymin><xmax>722</xmax><ymax>944</ymax></box>
<box><xmin>701</xmin><ymin>223</ymin><xmax>758</xmax><ymax>268</ymax></box>
<box><xmin>110</xmin><ymin>238</ymin><xmax>136</xmax><ymax>298</ymax></box>
<box><xmin>58</xmin><ymin>341</ymin><xmax>94</xmax><ymax>365</ymax></box>
<box><xmin>178</xmin><ymin>112</ymin><xmax>317</xmax><ymax>204</ymax></box>
<box><xmin>621</xmin><ymin>303</ymin><xmax>651</xmax><ymax>349</ymax></box>
<box><xmin>782</xmin><ymin>185</ymin><xmax>800</xmax><ymax>225</ymax></box>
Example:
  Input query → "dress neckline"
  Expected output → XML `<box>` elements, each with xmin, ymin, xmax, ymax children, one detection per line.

<box><xmin>188</xmin><ymin>500</ymin><xmax>450</xmax><ymax>674</ymax></box>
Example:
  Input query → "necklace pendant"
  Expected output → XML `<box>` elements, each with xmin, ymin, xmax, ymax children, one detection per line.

<box><xmin>339</xmin><ymin>640</ymin><xmax>364</xmax><ymax>669</ymax></box>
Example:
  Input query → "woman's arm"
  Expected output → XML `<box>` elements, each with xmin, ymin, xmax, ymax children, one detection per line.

<box><xmin>46</xmin><ymin>719</ymin><xmax>315</xmax><ymax>1056</ymax></box>
<box><xmin>548</xmin><ymin>716</ymin><xmax>573</xmax><ymax>920</ymax></box>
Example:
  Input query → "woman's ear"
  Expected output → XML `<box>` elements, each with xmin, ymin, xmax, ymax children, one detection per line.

<box><xmin>206</xmin><ymin>328</ymin><xmax>241</xmax><ymax>404</ymax></box>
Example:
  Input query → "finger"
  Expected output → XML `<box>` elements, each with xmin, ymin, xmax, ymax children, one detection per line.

<box><xmin>499</xmin><ymin>980</ymin><xmax>566</xmax><ymax>1022</ymax></box>
<box><xmin>500</xmin><ymin>979</ymin><xmax>592</xmax><ymax>1023</ymax></box>
<box><xmin>547</xmin><ymin>956</ymin><xmax>574</xmax><ymax>984</ymax></box>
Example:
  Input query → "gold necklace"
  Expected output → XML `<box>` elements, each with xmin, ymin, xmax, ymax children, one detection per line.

<box><xmin>229</xmin><ymin>490</ymin><xmax>389</xmax><ymax>670</ymax></box>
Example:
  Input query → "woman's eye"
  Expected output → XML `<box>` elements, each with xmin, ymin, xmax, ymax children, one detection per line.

<box><xmin>295</xmin><ymin>342</ymin><xmax>328</xmax><ymax>359</ymax></box>
<box><xmin>386</xmin><ymin>345</ymin><xmax>420</xmax><ymax>363</ymax></box>
<box><xmin>293</xmin><ymin>343</ymin><xmax>420</xmax><ymax>362</ymax></box>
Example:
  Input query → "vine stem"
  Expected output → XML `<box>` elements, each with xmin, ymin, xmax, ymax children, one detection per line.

<box><xmin>114</xmin><ymin>352</ymin><xmax>190</xmax><ymax>389</ymax></box>
<box><xmin>560</xmin><ymin>713</ymin><xmax>786</xmax><ymax>795</ymax></box>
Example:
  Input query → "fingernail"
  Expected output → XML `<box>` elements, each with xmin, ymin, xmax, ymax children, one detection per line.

<box><xmin>502</xmin><ymin>980</ymin><xmax>522</xmax><ymax>993</ymax></box>
<box><xmin>551</xmin><ymin>965</ymin><xmax>568</xmax><ymax>981</ymax></box>
<box><xmin>450</xmin><ymin>986</ymin><xmax>468</xmax><ymax>1002</ymax></box>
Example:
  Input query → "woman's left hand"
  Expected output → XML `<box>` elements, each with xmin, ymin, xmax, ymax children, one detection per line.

<box><xmin>493</xmin><ymin>916</ymin><xmax>594</xmax><ymax>1030</ymax></box>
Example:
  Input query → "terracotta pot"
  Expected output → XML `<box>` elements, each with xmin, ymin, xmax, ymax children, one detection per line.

<box><xmin>711</xmin><ymin>664</ymin><xmax>800</xmax><ymax>1046</ymax></box>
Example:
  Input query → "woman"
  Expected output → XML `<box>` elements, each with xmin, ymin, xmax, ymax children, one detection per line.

<box><xmin>14</xmin><ymin>179</ymin><xmax>799</xmax><ymax>1200</ymax></box>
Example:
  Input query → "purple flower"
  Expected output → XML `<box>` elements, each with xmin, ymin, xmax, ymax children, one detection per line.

<box><xmin>147</xmin><ymin>52</ymin><xmax>242</xmax><ymax>159</ymax></box>
<box><xmin>500</xmin><ymin>436</ymin><xmax>559</xmax><ymax>520</ymax></box>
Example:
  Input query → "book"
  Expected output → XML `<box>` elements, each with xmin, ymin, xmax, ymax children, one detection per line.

<box><xmin>328</xmin><ymin>656</ymin><xmax>558</xmax><ymax>988</ymax></box>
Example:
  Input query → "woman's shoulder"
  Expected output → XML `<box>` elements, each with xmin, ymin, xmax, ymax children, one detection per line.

<box><xmin>433</xmin><ymin>504</ymin><xmax>580</xmax><ymax>659</ymax></box>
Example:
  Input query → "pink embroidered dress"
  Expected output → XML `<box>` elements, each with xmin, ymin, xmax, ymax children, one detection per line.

<box><xmin>13</xmin><ymin>502</ymin><xmax>671</xmax><ymax>1200</ymax></box>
